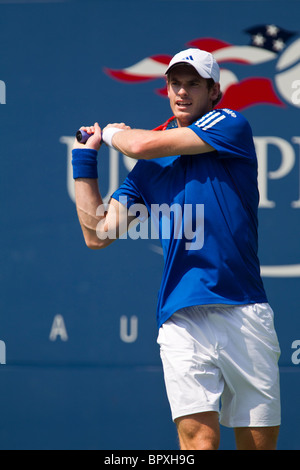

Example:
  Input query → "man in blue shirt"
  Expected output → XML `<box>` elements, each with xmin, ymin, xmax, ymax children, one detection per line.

<box><xmin>72</xmin><ymin>48</ymin><xmax>281</xmax><ymax>450</ymax></box>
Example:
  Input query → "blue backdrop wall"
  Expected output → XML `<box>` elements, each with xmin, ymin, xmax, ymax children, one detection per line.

<box><xmin>0</xmin><ymin>0</ymin><xmax>300</xmax><ymax>450</ymax></box>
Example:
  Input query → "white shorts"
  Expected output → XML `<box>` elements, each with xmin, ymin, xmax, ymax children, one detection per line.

<box><xmin>157</xmin><ymin>303</ymin><xmax>281</xmax><ymax>428</ymax></box>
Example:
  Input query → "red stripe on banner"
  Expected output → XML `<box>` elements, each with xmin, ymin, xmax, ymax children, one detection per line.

<box><xmin>151</xmin><ymin>54</ymin><xmax>172</xmax><ymax>64</ymax></box>
<box><xmin>156</xmin><ymin>86</ymin><xmax>168</xmax><ymax>97</ymax></box>
<box><xmin>187</xmin><ymin>38</ymin><xmax>231</xmax><ymax>53</ymax></box>
<box><xmin>103</xmin><ymin>68</ymin><xmax>155</xmax><ymax>82</ymax></box>
<box><xmin>218</xmin><ymin>77</ymin><xmax>285</xmax><ymax>110</ymax></box>
<box><xmin>103</xmin><ymin>55</ymin><xmax>171</xmax><ymax>83</ymax></box>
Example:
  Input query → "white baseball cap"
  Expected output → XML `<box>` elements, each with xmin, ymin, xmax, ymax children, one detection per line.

<box><xmin>165</xmin><ymin>48</ymin><xmax>220</xmax><ymax>83</ymax></box>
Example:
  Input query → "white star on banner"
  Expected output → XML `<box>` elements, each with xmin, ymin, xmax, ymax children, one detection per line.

<box><xmin>252</xmin><ymin>33</ymin><xmax>266</xmax><ymax>46</ymax></box>
<box><xmin>273</xmin><ymin>38</ymin><xmax>285</xmax><ymax>51</ymax></box>
<box><xmin>266</xmin><ymin>24</ymin><xmax>280</xmax><ymax>37</ymax></box>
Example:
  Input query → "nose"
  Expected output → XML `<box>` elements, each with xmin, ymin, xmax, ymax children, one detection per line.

<box><xmin>178</xmin><ymin>85</ymin><xmax>188</xmax><ymax>97</ymax></box>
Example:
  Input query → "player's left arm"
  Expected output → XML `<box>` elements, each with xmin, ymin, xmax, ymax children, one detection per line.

<box><xmin>104</xmin><ymin>125</ymin><xmax>215</xmax><ymax>159</ymax></box>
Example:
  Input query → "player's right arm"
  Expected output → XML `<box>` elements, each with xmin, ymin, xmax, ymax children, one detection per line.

<box><xmin>73</xmin><ymin>123</ymin><xmax>138</xmax><ymax>250</ymax></box>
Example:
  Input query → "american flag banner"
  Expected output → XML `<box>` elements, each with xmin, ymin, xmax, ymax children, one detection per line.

<box><xmin>104</xmin><ymin>24</ymin><xmax>300</xmax><ymax>111</ymax></box>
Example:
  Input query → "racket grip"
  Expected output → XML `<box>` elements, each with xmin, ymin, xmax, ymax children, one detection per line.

<box><xmin>76</xmin><ymin>130</ymin><xmax>94</xmax><ymax>144</ymax></box>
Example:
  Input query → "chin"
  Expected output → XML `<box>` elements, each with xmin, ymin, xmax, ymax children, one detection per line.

<box><xmin>176</xmin><ymin>113</ymin><xmax>195</xmax><ymax>127</ymax></box>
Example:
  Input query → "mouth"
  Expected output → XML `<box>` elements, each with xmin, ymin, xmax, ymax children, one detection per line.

<box><xmin>176</xmin><ymin>100</ymin><xmax>192</xmax><ymax>109</ymax></box>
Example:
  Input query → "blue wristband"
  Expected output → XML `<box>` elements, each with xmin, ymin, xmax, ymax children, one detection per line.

<box><xmin>72</xmin><ymin>148</ymin><xmax>98</xmax><ymax>179</ymax></box>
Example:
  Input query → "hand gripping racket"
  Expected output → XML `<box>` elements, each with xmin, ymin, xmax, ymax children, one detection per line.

<box><xmin>76</xmin><ymin>129</ymin><xmax>94</xmax><ymax>144</ymax></box>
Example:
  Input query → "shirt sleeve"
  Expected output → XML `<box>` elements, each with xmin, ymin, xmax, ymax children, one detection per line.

<box><xmin>189</xmin><ymin>109</ymin><xmax>257</xmax><ymax>160</ymax></box>
<box><xmin>111</xmin><ymin>161</ymin><xmax>149</xmax><ymax>222</ymax></box>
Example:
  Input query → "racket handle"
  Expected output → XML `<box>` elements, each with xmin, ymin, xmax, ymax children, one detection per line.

<box><xmin>76</xmin><ymin>130</ymin><xmax>94</xmax><ymax>144</ymax></box>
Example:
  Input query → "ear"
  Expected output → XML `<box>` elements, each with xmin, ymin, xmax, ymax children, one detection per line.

<box><xmin>210</xmin><ymin>82</ymin><xmax>220</xmax><ymax>101</ymax></box>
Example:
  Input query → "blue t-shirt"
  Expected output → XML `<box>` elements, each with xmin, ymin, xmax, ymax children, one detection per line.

<box><xmin>112</xmin><ymin>109</ymin><xmax>268</xmax><ymax>329</ymax></box>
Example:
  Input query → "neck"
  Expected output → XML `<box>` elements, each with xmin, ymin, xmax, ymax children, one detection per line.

<box><xmin>176</xmin><ymin>106</ymin><xmax>214</xmax><ymax>128</ymax></box>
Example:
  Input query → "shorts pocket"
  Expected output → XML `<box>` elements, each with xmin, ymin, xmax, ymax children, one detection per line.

<box><xmin>252</xmin><ymin>303</ymin><xmax>281</xmax><ymax>355</ymax></box>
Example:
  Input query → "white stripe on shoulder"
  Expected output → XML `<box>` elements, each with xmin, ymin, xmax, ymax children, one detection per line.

<box><xmin>195</xmin><ymin>111</ymin><xmax>215</xmax><ymax>125</ymax></box>
<box><xmin>198</xmin><ymin>111</ymin><xmax>221</xmax><ymax>128</ymax></box>
<box><xmin>202</xmin><ymin>114</ymin><xmax>226</xmax><ymax>131</ymax></box>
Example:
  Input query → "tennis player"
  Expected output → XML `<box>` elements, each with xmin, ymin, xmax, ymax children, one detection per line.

<box><xmin>72</xmin><ymin>48</ymin><xmax>281</xmax><ymax>450</ymax></box>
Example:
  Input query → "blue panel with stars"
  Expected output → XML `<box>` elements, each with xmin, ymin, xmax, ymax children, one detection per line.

<box><xmin>245</xmin><ymin>24</ymin><xmax>297</xmax><ymax>52</ymax></box>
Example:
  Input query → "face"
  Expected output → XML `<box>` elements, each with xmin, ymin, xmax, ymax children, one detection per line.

<box><xmin>167</xmin><ymin>65</ymin><xmax>220</xmax><ymax>127</ymax></box>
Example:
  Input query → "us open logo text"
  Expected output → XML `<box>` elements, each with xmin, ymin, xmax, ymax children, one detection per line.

<box><xmin>0</xmin><ymin>80</ymin><xmax>6</xmax><ymax>105</ymax></box>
